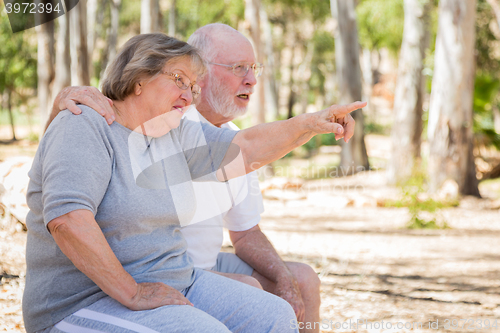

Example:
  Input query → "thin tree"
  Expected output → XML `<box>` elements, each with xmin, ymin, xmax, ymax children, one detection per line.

<box><xmin>141</xmin><ymin>0</ymin><xmax>159</xmax><ymax>33</ymax></box>
<box><xmin>245</xmin><ymin>0</ymin><xmax>266</xmax><ymax>125</ymax></box>
<box><xmin>168</xmin><ymin>0</ymin><xmax>176</xmax><ymax>37</ymax></box>
<box><xmin>387</xmin><ymin>0</ymin><xmax>430</xmax><ymax>184</ymax></box>
<box><xmin>52</xmin><ymin>12</ymin><xmax>71</xmax><ymax>105</ymax></box>
<box><xmin>428</xmin><ymin>0</ymin><xmax>480</xmax><ymax>196</ymax></box>
<box><xmin>70</xmin><ymin>0</ymin><xmax>90</xmax><ymax>86</ymax></box>
<box><xmin>36</xmin><ymin>18</ymin><xmax>55</xmax><ymax>132</ymax></box>
<box><xmin>108</xmin><ymin>0</ymin><xmax>122</xmax><ymax>63</ymax></box>
<box><xmin>2</xmin><ymin>90</ymin><xmax>16</xmax><ymax>141</ymax></box>
<box><xmin>261</xmin><ymin>6</ymin><xmax>279</xmax><ymax>119</ymax></box>
<box><xmin>87</xmin><ymin>0</ymin><xmax>99</xmax><ymax>79</ymax></box>
<box><xmin>330</xmin><ymin>0</ymin><xmax>369</xmax><ymax>174</ymax></box>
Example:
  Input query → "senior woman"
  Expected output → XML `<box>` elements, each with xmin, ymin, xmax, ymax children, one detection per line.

<box><xmin>23</xmin><ymin>33</ymin><xmax>365</xmax><ymax>333</ymax></box>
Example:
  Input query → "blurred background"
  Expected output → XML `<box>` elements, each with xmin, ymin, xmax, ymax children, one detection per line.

<box><xmin>1</xmin><ymin>1</ymin><xmax>500</xmax><ymax>332</ymax></box>
<box><xmin>1</xmin><ymin>0</ymin><xmax>500</xmax><ymax>196</ymax></box>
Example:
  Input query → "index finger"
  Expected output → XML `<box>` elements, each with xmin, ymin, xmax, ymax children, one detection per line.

<box><xmin>330</xmin><ymin>101</ymin><xmax>367</xmax><ymax>117</ymax></box>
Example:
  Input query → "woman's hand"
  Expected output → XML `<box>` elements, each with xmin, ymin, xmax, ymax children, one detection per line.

<box><xmin>126</xmin><ymin>282</ymin><xmax>193</xmax><ymax>310</ymax></box>
<box><xmin>307</xmin><ymin>101</ymin><xmax>366</xmax><ymax>143</ymax></box>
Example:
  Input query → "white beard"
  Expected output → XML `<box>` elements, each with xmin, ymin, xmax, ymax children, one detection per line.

<box><xmin>206</xmin><ymin>74</ymin><xmax>248</xmax><ymax>119</ymax></box>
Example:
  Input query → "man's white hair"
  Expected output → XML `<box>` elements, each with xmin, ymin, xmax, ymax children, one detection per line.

<box><xmin>187</xmin><ymin>23</ymin><xmax>240</xmax><ymax>64</ymax></box>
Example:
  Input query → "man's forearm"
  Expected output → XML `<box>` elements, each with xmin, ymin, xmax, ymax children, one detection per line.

<box><xmin>231</xmin><ymin>227</ymin><xmax>294</xmax><ymax>283</ymax></box>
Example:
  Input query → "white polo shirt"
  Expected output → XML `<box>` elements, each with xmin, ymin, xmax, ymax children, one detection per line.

<box><xmin>180</xmin><ymin>108</ymin><xmax>264</xmax><ymax>269</ymax></box>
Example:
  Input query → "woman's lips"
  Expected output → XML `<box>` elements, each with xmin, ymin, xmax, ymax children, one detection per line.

<box><xmin>172</xmin><ymin>106</ymin><xmax>185</xmax><ymax>114</ymax></box>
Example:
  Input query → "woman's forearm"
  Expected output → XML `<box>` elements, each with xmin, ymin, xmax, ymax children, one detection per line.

<box><xmin>216</xmin><ymin>102</ymin><xmax>363</xmax><ymax>181</ymax></box>
<box><xmin>237</xmin><ymin>113</ymin><xmax>315</xmax><ymax>172</ymax></box>
<box><xmin>48</xmin><ymin>209</ymin><xmax>138</xmax><ymax>307</ymax></box>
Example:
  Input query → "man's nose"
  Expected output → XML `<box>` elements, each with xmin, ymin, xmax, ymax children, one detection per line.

<box><xmin>243</xmin><ymin>69</ymin><xmax>258</xmax><ymax>86</ymax></box>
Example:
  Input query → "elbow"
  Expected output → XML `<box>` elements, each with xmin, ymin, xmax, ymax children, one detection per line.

<box><xmin>47</xmin><ymin>210</ymin><xmax>83</xmax><ymax>235</ymax></box>
<box><xmin>47</xmin><ymin>215</ymin><xmax>70</xmax><ymax>235</ymax></box>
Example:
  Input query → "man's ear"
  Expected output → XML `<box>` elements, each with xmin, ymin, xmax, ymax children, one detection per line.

<box><xmin>198</xmin><ymin>76</ymin><xmax>208</xmax><ymax>88</ymax></box>
<box><xmin>135</xmin><ymin>82</ymin><xmax>142</xmax><ymax>95</ymax></box>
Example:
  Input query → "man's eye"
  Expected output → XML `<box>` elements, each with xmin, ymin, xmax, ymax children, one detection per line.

<box><xmin>235</xmin><ymin>65</ymin><xmax>246</xmax><ymax>71</ymax></box>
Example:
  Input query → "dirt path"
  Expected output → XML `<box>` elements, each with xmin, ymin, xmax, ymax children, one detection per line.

<box><xmin>1</xmin><ymin>171</ymin><xmax>500</xmax><ymax>332</ymax></box>
<box><xmin>255</xmin><ymin>173</ymin><xmax>500</xmax><ymax>332</ymax></box>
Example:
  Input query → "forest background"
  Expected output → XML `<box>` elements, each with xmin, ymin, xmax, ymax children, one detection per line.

<box><xmin>1</xmin><ymin>0</ymin><xmax>500</xmax><ymax>197</ymax></box>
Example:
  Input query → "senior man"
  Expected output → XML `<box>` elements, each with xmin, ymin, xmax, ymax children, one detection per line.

<box><xmin>49</xmin><ymin>24</ymin><xmax>334</xmax><ymax>333</ymax></box>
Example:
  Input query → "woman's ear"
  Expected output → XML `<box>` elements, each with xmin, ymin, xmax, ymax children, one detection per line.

<box><xmin>135</xmin><ymin>82</ymin><xmax>142</xmax><ymax>95</ymax></box>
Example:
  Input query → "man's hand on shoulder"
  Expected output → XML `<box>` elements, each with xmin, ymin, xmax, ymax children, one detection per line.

<box><xmin>51</xmin><ymin>86</ymin><xmax>115</xmax><ymax>126</ymax></box>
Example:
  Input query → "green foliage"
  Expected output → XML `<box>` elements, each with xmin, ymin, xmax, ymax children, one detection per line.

<box><xmin>302</xmin><ymin>133</ymin><xmax>338</xmax><ymax>152</ymax></box>
<box><xmin>0</xmin><ymin>10</ymin><xmax>37</xmax><ymax>94</ymax></box>
<box><xmin>27</xmin><ymin>131</ymin><xmax>39</xmax><ymax>143</ymax></box>
<box><xmin>474</xmin><ymin>74</ymin><xmax>500</xmax><ymax>150</ymax></box>
<box><xmin>364</xmin><ymin>121</ymin><xmax>389</xmax><ymax>135</ymax></box>
<box><xmin>356</xmin><ymin>0</ymin><xmax>405</xmax><ymax>55</ymax></box>
<box><xmin>120</xmin><ymin>0</ymin><xmax>141</xmax><ymax>34</ymax></box>
<box><xmin>263</xmin><ymin>0</ymin><xmax>331</xmax><ymax>23</ymax></box>
<box><xmin>385</xmin><ymin>171</ymin><xmax>454</xmax><ymax>229</ymax></box>
<box><xmin>176</xmin><ymin>0</ymin><xmax>245</xmax><ymax>40</ymax></box>
<box><xmin>309</xmin><ymin>30</ymin><xmax>335</xmax><ymax>97</ymax></box>
<box><xmin>476</xmin><ymin>0</ymin><xmax>500</xmax><ymax>75</ymax></box>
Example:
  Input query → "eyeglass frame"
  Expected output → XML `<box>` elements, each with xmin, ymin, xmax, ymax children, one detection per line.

<box><xmin>161</xmin><ymin>71</ymin><xmax>201</xmax><ymax>98</ymax></box>
<box><xmin>208</xmin><ymin>62</ymin><xmax>264</xmax><ymax>78</ymax></box>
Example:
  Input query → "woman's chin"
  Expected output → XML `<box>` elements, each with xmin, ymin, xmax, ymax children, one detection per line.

<box><xmin>134</xmin><ymin>111</ymin><xmax>182</xmax><ymax>137</ymax></box>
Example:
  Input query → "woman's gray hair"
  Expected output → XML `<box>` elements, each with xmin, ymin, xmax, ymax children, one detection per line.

<box><xmin>102</xmin><ymin>33</ymin><xmax>206</xmax><ymax>101</ymax></box>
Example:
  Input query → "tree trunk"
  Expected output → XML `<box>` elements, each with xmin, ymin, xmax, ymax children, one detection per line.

<box><xmin>52</xmin><ymin>12</ymin><xmax>71</xmax><ymax>103</ymax></box>
<box><xmin>286</xmin><ymin>46</ymin><xmax>296</xmax><ymax>119</ymax></box>
<box><xmin>331</xmin><ymin>0</ymin><xmax>369</xmax><ymax>174</ymax></box>
<box><xmin>387</xmin><ymin>0</ymin><xmax>430</xmax><ymax>185</ymax></box>
<box><xmin>168</xmin><ymin>0</ymin><xmax>176</xmax><ymax>37</ymax></box>
<box><xmin>298</xmin><ymin>40</ymin><xmax>314</xmax><ymax>114</ymax></box>
<box><xmin>108</xmin><ymin>0</ymin><xmax>121</xmax><ymax>63</ymax></box>
<box><xmin>486</xmin><ymin>0</ymin><xmax>500</xmax><ymax>32</ymax></box>
<box><xmin>36</xmin><ymin>18</ymin><xmax>55</xmax><ymax>133</ymax></box>
<box><xmin>245</xmin><ymin>0</ymin><xmax>266</xmax><ymax>125</ymax></box>
<box><xmin>70</xmin><ymin>0</ymin><xmax>90</xmax><ymax>86</ymax></box>
<box><xmin>427</xmin><ymin>0</ymin><xmax>479</xmax><ymax>196</ymax></box>
<box><xmin>361</xmin><ymin>48</ymin><xmax>373</xmax><ymax>117</ymax></box>
<box><xmin>261</xmin><ymin>7</ymin><xmax>279</xmax><ymax>120</ymax></box>
<box><xmin>494</xmin><ymin>106</ymin><xmax>500</xmax><ymax>134</ymax></box>
<box><xmin>87</xmin><ymin>0</ymin><xmax>98</xmax><ymax>79</ymax></box>
<box><xmin>3</xmin><ymin>90</ymin><xmax>16</xmax><ymax>141</ymax></box>
<box><xmin>141</xmin><ymin>0</ymin><xmax>159</xmax><ymax>33</ymax></box>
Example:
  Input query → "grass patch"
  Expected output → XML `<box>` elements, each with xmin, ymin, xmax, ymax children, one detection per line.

<box><xmin>387</xmin><ymin>171</ymin><xmax>455</xmax><ymax>230</ymax></box>
<box><xmin>406</xmin><ymin>216</ymin><xmax>449</xmax><ymax>230</ymax></box>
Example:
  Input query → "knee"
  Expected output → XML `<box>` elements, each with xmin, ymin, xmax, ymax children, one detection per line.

<box><xmin>295</xmin><ymin>263</ymin><xmax>321</xmax><ymax>293</ymax></box>
<box><xmin>241</xmin><ymin>275</ymin><xmax>263</xmax><ymax>290</ymax></box>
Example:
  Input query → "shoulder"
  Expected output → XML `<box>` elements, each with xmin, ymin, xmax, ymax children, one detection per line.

<box><xmin>47</xmin><ymin>105</ymin><xmax>110</xmax><ymax>136</ymax></box>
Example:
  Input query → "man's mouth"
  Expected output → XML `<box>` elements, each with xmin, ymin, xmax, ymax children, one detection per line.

<box><xmin>236</xmin><ymin>94</ymin><xmax>250</xmax><ymax>100</ymax></box>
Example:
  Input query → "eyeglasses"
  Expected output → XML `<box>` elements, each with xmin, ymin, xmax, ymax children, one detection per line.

<box><xmin>208</xmin><ymin>62</ymin><xmax>264</xmax><ymax>78</ymax></box>
<box><xmin>161</xmin><ymin>72</ymin><xmax>201</xmax><ymax>99</ymax></box>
